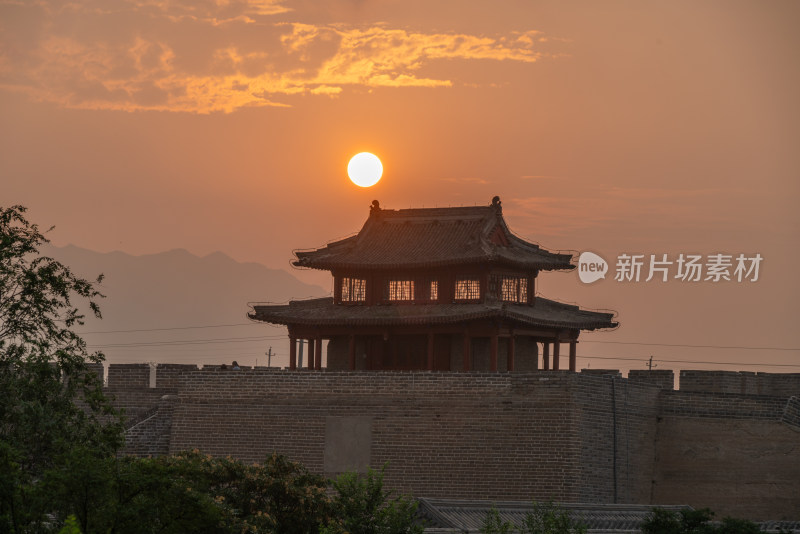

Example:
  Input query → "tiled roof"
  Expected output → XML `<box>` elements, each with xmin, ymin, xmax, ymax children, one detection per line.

<box><xmin>416</xmin><ymin>499</ymin><xmax>800</xmax><ymax>533</ymax></box>
<box><xmin>294</xmin><ymin>198</ymin><xmax>573</xmax><ymax>271</ymax></box>
<box><xmin>417</xmin><ymin>498</ymin><xmax>691</xmax><ymax>533</ymax></box>
<box><xmin>250</xmin><ymin>296</ymin><xmax>617</xmax><ymax>331</ymax></box>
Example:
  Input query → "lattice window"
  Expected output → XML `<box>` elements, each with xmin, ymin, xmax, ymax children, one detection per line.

<box><xmin>388</xmin><ymin>279</ymin><xmax>414</xmax><ymax>301</ymax></box>
<box><xmin>341</xmin><ymin>277</ymin><xmax>366</xmax><ymax>302</ymax></box>
<box><xmin>454</xmin><ymin>278</ymin><xmax>480</xmax><ymax>300</ymax></box>
<box><xmin>429</xmin><ymin>280</ymin><xmax>438</xmax><ymax>301</ymax></box>
<box><xmin>501</xmin><ymin>276</ymin><xmax>528</xmax><ymax>303</ymax></box>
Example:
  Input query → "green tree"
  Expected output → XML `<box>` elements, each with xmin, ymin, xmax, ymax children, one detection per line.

<box><xmin>206</xmin><ymin>451</ymin><xmax>334</xmax><ymax>534</ymax></box>
<box><xmin>42</xmin><ymin>451</ymin><xmax>334</xmax><ymax>534</ymax></box>
<box><xmin>0</xmin><ymin>205</ymin><xmax>123</xmax><ymax>532</ymax></box>
<box><xmin>520</xmin><ymin>501</ymin><xmax>586</xmax><ymax>534</ymax></box>
<box><xmin>640</xmin><ymin>508</ymin><xmax>762</xmax><ymax>534</ymax></box>
<box><xmin>716</xmin><ymin>518</ymin><xmax>762</xmax><ymax>534</ymax></box>
<box><xmin>325</xmin><ymin>466</ymin><xmax>423</xmax><ymax>534</ymax></box>
<box><xmin>480</xmin><ymin>506</ymin><xmax>516</xmax><ymax>534</ymax></box>
<box><xmin>479</xmin><ymin>501</ymin><xmax>587</xmax><ymax>534</ymax></box>
<box><xmin>57</xmin><ymin>515</ymin><xmax>82</xmax><ymax>534</ymax></box>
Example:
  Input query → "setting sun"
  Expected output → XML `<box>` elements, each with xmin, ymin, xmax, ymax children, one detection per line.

<box><xmin>347</xmin><ymin>152</ymin><xmax>383</xmax><ymax>187</ymax></box>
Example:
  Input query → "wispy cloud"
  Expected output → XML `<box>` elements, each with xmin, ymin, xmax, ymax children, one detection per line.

<box><xmin>505</xmin><ymin>186</ymin><xmax>738</xmax><ymax>238</ymax></box>
<box><xmin>0</xmin><ymin>1</ymin><xmax>558</xmax><ymax>113</ymax></box>
<box><xmin>520</xmin><ymin>174</ymin><xmax>565</xmax><ymax>180</ymax></box>
<box><xmin>443</xmin><ymin>176</ymin><xmax>490</xmax><ymax>185</ymax></box>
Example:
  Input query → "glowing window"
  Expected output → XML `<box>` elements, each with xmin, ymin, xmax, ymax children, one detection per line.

<box><xmin>501</xmin><ymin>276</ymin><xmax>528</xmax><ymax>303</ymax></box>
<box><xmin>455</xmin><ymin>278</ymin><xmax>480</xmax><ymax>300</ymax></box>
<box><xmin>341</xmin><ymin>277</ymin><xmax>366</xmax><ymax>302</ymax></box>
<box><xmin>388</xmin><ymin>280</ymin><xmax>414</xmax><ymax>301</ymax></box>
<box><xmin>429</xmin><ymin>280</ymin><xmax>438</xmax><ymax>301</ymax></box>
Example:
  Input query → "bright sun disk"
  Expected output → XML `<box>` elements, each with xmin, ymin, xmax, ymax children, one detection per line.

<box><xmin>348</xmin><ymin>152</ymin><xmax>383</xmax><ymax>187</ymax></box>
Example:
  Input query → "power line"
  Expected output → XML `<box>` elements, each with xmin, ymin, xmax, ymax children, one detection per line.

<box><xmin>78</xmin><ymin>322</ymin><xmax>799</xmax><ymax>352</ymax></box>
<box><xmin>581</xmin><ymin>340</ymin><xmax>799</xmax><ymax>352</ymax></box>
<box><xmin>77</xmin><ymin>322</ymin><xmax>263</xmax><ymax>334</ymax></box>
<box><xmin>77</xmin><ymin>323</ymin><xmax>800</xmax><ymax>351</ymax></box>
<box><xmin>577</xmin><ymin>353</ymin><xmax>800</xmax><ymax>368</ymax></box>
<box><xmin>88</xmin><ymin>334</ymin><xmax>286</xmax><ymax>349</ymax></box>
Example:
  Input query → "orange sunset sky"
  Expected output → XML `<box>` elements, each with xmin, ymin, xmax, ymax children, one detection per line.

<box><xmin>1</xmin><ymin>0</ymin><xmax>798</xmax><ymax>371</ymax></box>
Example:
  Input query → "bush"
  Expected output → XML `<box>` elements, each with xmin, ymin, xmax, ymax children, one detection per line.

<box><xmin>324</xmin><ymin>465</ymin><xmax>423</xmax><ymax>534</ymax></box>
<box><xmin>481</xmin><ymin>506</ymin><xmax>515</xmax><ymax>534</ymax></box>
<box><xmin>479</xmin><ymin>501</ymin><xmax>586</xmax><ymax>534</ymax></box>
<box><xmin>641</xmin><ymin>508</ymin><xmax>763</xmax><ymax>534</ymax></box>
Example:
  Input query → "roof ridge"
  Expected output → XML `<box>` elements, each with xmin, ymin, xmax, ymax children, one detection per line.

<box><xmin>377</xmin><ymin>205</ymin><xmax>494</xmax><ymax>218</ymax></box>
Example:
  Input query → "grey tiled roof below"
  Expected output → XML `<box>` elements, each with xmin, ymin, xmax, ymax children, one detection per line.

<box><xmin>416</xmin><ymin>499</ymin><xmax>800</xmax><ymax>533</ymax></box>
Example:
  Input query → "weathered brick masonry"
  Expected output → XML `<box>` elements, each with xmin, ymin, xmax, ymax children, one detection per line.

<box><xmin>100</xmin><ymin>366</ymin><xmax>800</xmax><ymax>520</ymax></box>
<box><xmin>170</xmin><ymin>371</ymin><xmax>587</xmax><ymax>501</ymax></box>
<box><xmin>653</xmin><ymin>388</ymin><xmax>800</xmax><ymax>520</ymax></box>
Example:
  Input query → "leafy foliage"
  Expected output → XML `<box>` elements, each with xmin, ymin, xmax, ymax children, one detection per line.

<box><xmin>36</xmin><ymin>449</ymin><xmax>336</xmax><ymax>534</ymax></box>
<box><xmin>479</xmin><ymin>501</ymin><xmax>587</xmax><ymax>534</ymax></box>
<box><xmin>481</xmin><ymin>506</ymin><xmax>516</xmax><ymax>534</ymax></box>
<box><xmin>0</xmin><ymin>205</ymin><xmax>123</xmax><ymax>533</ymax></box>
<box><xmin>0</xmin><ymin>205</ymin><xmax>104</xmax><ymax>354</ymax></box>
<box><xmin>32</xmin><ymin>450</ymin><xmax>424</xmax><ymax>534</ymax></box>
<box><xmin>521</xmin><ymin>501</ymin><xmax>587</xmax><ymax>534</ymax></box>
<box><xmin>57</xmin><ymin>515</ymin><xmax>82</xmax><ymax>534</ymax></box>
<box><xmin>0</xmin><ymin>206</ymin><xmax>422</xmax><ymax>534</ymax></box>
<box><xmin>640</xmin><ymin>508</ymin><xmax>763</xmax><ymax>534</ymax></box>
<box><xmin>324</xmin><ymin>466</ymin><xmax>423</xmax><ymax>534</ymax></box>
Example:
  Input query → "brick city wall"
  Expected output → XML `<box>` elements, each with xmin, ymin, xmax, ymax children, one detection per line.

<box><xmin>652</xmin><ymin>415</ymin><xmax>800</xmax><ymax>520</ymax></box>
<box><xmin>574</xmin><ymin>375</ymin><xmax>661</xmax><ymax>504</ymax></box>
<box><xmin>679</xmin><ymin>371</ymin><xmax>800</xmax><ymax>397</ymax></box>
<box><xmin>98</xmin><ymin>365</ymin><xmax>800</xmax><ymax>519</ymax></box>
<box><xmin>82</xmin><ymin>363</ymin><xmax>181</xmax><ymax>449</ymax></box>
<box><xmin>123</xmin><ymin>395</ymin><xmax>178</xmax><ymax>457</ymax></box>
<box><xmin>169</xmin><ymin>370</ymin><xmax>591</xmax><ymax>502</ymax></box>
<box><xmin>628</xmin><ymin>369</ymin><xmax>675</xmax><ymax>390</ymax></box>
<box><xmin>651</xmin><ymin>387</ymin><xmax>800</xmax><ymax>520</ymax></box>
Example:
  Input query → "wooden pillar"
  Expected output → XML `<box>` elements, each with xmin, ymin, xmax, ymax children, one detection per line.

<box><xmin>427</xmin><ymin>332</ymin><xmax>434</xmax><ymax>370</ymax></box>
<box><xmin>315</xmin><ymin>338</ymin><xmax>323</xmax><ymax>370</ymax></box>
<box><xmin>490</xmin><ymin>334</ymin><xmax>498</xmax><ymax>372</ymax></box>
<box><xmin>289</xmin><ymin>337</ymin><xmax>297</xmax><ymax>370</ymax></box>
<box><xmin>553</xmin><ymin>340</ymin><xmax>560</xmax><ymax>371</ymax></box>
<box><xmin>569</xmin><ymin>341</ymin><xmax>577</xmax><ymax>372</ymax></box>
<box><xmin>543</xmin><ymin>342</ymin><xmax>550</xmax><ymax>370</ymax></box>
<box><xmin>462</xmin><ymin>333</ymin><xmax>471</xmax><ymax>371</ymax></box>
<box><xmin>507</xmin><ymin>335</ymin><xmax>515</xmax><ymax>372</ymax></box>
<box><xmin>348</xmin><ymin>335</ymin><xmax>356</xmax><ymax>370</ymax></box>
<box><xmin>307</xmin><ymin>338</ymin><xmax>315</xmax><ymax>370</ymax></box>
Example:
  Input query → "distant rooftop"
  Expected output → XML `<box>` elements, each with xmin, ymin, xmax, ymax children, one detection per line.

<box><xmin>418</xmin><ymin>499</ymin><xmax>690</xmax><ymax>533</ymax></box>
<box><xmin>416</xmin><ymin>499</ymin><xmax>800</xmax><ymax>533</ymax></box>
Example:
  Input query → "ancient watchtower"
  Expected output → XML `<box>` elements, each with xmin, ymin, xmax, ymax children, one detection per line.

<box><xmin>250</xmin><ymin>196</ymin><xmax>616</xmax><ymax>371</ymax></box>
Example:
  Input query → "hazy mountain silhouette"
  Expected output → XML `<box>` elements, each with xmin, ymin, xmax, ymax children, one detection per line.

<box><xmin>44</xmin><ymin>245</ymin><xmax>327</xmax><ymax>367</ymax></box>
<box><xmin>40</xmin><ymin>245</ymin><xmax>795</xmax><ymax>373</ymax></box>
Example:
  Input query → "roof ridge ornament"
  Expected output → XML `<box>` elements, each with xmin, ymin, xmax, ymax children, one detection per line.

<box><xmin>491</xmin><ymin>196</ymin><xmax>502</xmax><ymax>212</ymax></box>
<box><xmin>370</xmin><ymin>200</ymin><xmax>381</xmax><ymax>215</ymax></box>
